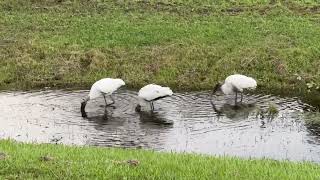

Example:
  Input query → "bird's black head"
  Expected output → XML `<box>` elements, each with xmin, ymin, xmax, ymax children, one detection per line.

<box><xmin>81</xmin><ymin>99</ymin><xmax>88</xmax><ymax>118</ymax></box>
<box><xmin>135</xmin><ymin>104</ymin><xmax>142</xmax><ymax>112</ymax></box>
<box><xmin>211</xmin><ymin>81</ymin><xmax>223</xmax><ymax>96</ymax></box>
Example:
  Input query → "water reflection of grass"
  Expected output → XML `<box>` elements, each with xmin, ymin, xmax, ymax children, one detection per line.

<box><xmin>305</xmin><ymin>112</ymin><xmax>320</xmax><ymax>125</ymax></box>
<box><xmin>304</xmin><ymin>112</ymin><xmax>320</xmax><ymax>138</ymax></box>
<box><xmin>0</xmin><ymin>140</ymin><xmax>319</xmax><ymax>179</ymax></box>
<box><xmin>255</xmin><ymin>103</ymin><xmax>279</xmax><ymax>120</ymax></box>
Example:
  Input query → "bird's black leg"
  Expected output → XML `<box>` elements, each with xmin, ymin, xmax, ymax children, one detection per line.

<box><xmin>103</xmin><ymin>95</ymin><xmax>107</xmax><ymax>106</ymax></box>
<box><xmin>235</xmin><ymin>92</ymin><xmax>238</xmax><ymax>105</ymax></box>
<box><xmin>240</xmin><ymin>93</ymin><xmax>243</xmax><ymax>102</ymax></box>
<box><xmin>150</xmin><ymin>101</ymin><xmax>154</xmax><ymax>111</ymax></box>
<box><xmin>109</xmin><ymin>95</ymin><xmax>115</xmax><ymax>105</ymax></box>
<box><xmin>103</xmin><ymin>106</ymin><xmax>108</xmax><ymax>120</ymax></box>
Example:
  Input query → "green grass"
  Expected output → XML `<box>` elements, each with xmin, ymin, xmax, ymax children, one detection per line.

<box><xmin>0</xmin><ymin>140</ymin><xmax>319</xmax><ymax>179</ymax></box>
<box><xmin>0</xmin><ymin>0</ymin><xmax>320</xmax><ymax>106</ymax></box>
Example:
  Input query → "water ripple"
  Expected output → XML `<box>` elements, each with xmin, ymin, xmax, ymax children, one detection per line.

<box><xmin>0</xmin><ymin>90</ymin><xmax>319</xmax><ymax>162</ymax></box>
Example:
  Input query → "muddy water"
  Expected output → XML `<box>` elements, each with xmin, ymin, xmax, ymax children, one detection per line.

<box><xmin>1</xmin><ymin>90</ymin><xmax>320</xmax><ymax>162</ymax></box>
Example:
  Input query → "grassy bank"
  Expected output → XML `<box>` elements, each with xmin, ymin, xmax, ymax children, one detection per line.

<box><xmin>0</xmin><ymin>140</ymin><xmax>319</xmax><ymax>179</ymax></box>
<box><xmin>0</xmin><ymin>0</ymin><xmax>320</xmax><ymax>106</ymax></box>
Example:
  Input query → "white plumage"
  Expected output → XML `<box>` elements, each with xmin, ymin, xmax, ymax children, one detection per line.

<box><xmin>138</xmin><ymin>84</ymin><xmax>173</xmax><ymax>101</ymax></box>
<box><xmin>221</xmin><ymin>74</ymin><xmax>257</xmax><ymax>95</ymax></box>
<box><xmin>89</xmin><ymin>78</ymin><xmax>125</xmax><ymax>100</ymax></box>
<box><xmin>81</xmin><ymin>78</ymin><xmax>125</xmax><ymax>117</ymax></box>
<box><xmin>212</xmin><ymin>74</ymin><xmax>257</xmax><ymax>104</ymax></box>
<box><xmin>136</xmin><ymin>84</ymin><xmax>173</xmax><ymax>111</ymax></box>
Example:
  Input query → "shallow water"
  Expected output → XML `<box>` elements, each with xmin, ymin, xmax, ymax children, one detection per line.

<box><xmin>1</xmin><ymin>90</ymin><xmax>320</xmax><ymax>163</ymax></box>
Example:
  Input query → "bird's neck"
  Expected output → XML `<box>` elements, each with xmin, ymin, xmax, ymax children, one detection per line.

<box><xmin>81</xmin><ymin>96</ymin><xmax>90</xmax><ymax>118</ymax></box>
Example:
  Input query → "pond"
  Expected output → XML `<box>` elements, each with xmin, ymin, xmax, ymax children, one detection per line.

<box><xmin>0</xmin><ymin>90</ymin><xmax>319</xmax><ymax>163</ymax></box>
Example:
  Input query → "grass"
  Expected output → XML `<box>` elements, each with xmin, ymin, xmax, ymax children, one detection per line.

<box><xmin>305</xmin><ymin>111</ymin><xmax>320</xmax><ymax>124</ymax></box>
<box><xmin>0</xmin><ymin>140</ymin><xmax>319</xmax><ymax>179</ymax></box>
<box><xmin>1</xmin><ymin>2</ymin><xmax>320</xmax><ymax>178</ymax></box>
<box><xmin>267</xmin><ymin>103</ymin><xmax>279</xmax><ymax>115</ymax></box>
<box><xmin>0</xmin><ymin>0</ymin><xmax>320</xmax><ymax>107</ymax></box>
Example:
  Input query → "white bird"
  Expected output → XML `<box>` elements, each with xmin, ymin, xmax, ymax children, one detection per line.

<box><xmin>212</xmin><ymin>74</ymin><xmax>257</xmax><ymax>104</ymax></box>
<box><xmin>81</xmin><ymin>78</ymin><xmax>125</xmax><ymax>117</ymax></box>
<box><xmin>135</xmin><ymin>84</ymin><xmax>173</xmax><ymax>111</ymax></box>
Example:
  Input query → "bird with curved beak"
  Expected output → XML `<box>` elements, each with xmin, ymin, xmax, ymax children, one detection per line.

<box><xmin>135</xmin><ymin>84</ymin><xmax>173</xmax><ymax>112</ymax></box>
<box><xmin>81</xmin><ymin>78</ymin><xmax>125</xmax><ymax>117</ymax></box>
<box><xmin>211</xmin><ymin>74</ymin><xmax>257</xmax><ymax>105</ymax></box>
<box><xmin>211</xmin><ymin>81</ymin><xmax>223</xmax><ymax>98</ymax></box>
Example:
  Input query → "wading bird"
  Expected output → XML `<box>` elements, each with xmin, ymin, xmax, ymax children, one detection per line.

<box><xmin>135</xmin><ymin>84</ymin><xmax>173</xmax><ymax>112</ymax></box>
<box><xmin>211</xmin><ymin>74</ymin><xmax>257</xmax><ymax>104</ymax></box>
<box><xmin>81</xmin><ymin>78</ymin><xmax>125</xmax><ymax>117</ymax></box>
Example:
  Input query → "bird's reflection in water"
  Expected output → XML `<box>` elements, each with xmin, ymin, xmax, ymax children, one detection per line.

<box><xmin>211</xmin><ymin>100</ymin><xmax>279</xmax><ymax>128</ymax></box>
<box><xmin>211</xmin><ymin>100</ymin><xmax>256</xmax><ymax>121</ymax></box>
<box><xmin>82</xmin><ymin>107</ymin><xmax>127</xmax><ymax>131</ymax></box>
<box><xmin>303</xmin><ymin>113</ymin><xmax>320</xmax><ymax>145</ymax></box>
<box><xmin>81</xmin><ymin>106</ymin><xmax>173</xmax><ymax>148</ymax></box>
<box><xmin>82</xmin><ymin>107</ymin><xmax>111</xmax><ymax>122</ymax></box>
<box><xmin>138</xmin><ymin>111</ymin><xmax>174</xmax><ymax>127</ymax></box>
<box><xmin>86</xmin><ymin>112</ymin><xmax>111</xmax><ymax>124</ymax></box>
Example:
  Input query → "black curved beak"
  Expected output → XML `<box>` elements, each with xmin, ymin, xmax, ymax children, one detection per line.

<box><xmin>81</xmin><ymin>101</ymin><xmax>87</xmax><ymax>118</ymax></box>
<box><xmin>211</xmin><ymin>83</ymin><xmax>222</xmax><ymax>98</ymax></box>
